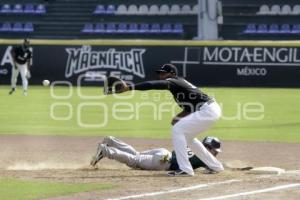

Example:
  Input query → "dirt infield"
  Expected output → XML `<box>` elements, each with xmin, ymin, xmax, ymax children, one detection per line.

<box><xmin>0</xmin><ymin>135</ymin><xmax>299</xmax><ymax>200</ymax></box>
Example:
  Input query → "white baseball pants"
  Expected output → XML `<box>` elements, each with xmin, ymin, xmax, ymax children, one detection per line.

<box><xmin>172</xmin><ymin>101</ymin><xmax>224</xmax><ymax>176</ymax></box>
<box><xmin>101</xmin><ymin>136</ymin><xmax>171</xmax><ymax>170</ymax></box>
<box><xmin>11</xmin><ymin>63</ymin><xmax>28</xmax><ymax>91</ymax></box>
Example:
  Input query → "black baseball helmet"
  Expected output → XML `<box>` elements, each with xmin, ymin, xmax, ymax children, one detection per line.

<box><xmin>156</xmin><ymin>63</ymin><xmax>177</xmax><ymax>75</ymax></box>
<box><xmin>23</xmin><ymin>38</ymin><xmax>30</xmax><ymax>49</ymax></box>
<box><xmin>202</xmin><ymin>136</ymin><xmax>221</xmax><ymax>152</ymax></box>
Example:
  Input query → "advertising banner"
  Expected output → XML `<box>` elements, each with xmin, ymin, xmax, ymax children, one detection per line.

<box><xmin>1</xmin><ymin>44</ymin><xmax>300</xmax><ymax>87</ymax></box>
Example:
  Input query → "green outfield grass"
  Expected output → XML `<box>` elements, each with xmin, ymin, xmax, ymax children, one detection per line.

<box><xmin>0</xmin><ymin>178</ymin><xmax>112</xmax><ymax>200</ymax></box>
<box><xmin>0</xmin><ymin>86</ymin><xmax>299</xmax><ymax>142</ymax></box>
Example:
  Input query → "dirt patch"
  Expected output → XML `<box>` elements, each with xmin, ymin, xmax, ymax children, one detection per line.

<box><xmin>0</xmin><ymin>135</ymin><xmax>299</xmax><ymax>200</ymax></box>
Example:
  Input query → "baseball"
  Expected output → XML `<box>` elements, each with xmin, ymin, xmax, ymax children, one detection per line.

<box><xmin>42</xmin><ymin>79</ymin><xmax>50</xmax><ymax>86</ymax></box>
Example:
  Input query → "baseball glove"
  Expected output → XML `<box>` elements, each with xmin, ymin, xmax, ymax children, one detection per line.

<box><xmin>104</xmin><ymin>76</ymin><xmax>128</xmax><ymax>95</ymax></box>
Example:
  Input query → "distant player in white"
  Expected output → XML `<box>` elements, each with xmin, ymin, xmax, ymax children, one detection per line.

<box><xmin>9</xmin><ymin>39</ymin><xmax>32</xmax><ymax>96</ymax></box>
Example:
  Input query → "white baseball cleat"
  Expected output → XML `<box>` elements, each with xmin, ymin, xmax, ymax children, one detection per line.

<box><xmin>90</xmin><ymin>144</ymin><xmax>104</xmax><ymax>166</ymax></box>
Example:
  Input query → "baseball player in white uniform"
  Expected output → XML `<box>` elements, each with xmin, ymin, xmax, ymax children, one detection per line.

<box><xmin>9</xmin><ymin>39</ymin><xmax>32</xmax><ymax>96</ymax></box>
<box><xmin>119</xmin><ymin>64</ymin><xmax>224</xmax><ymax>176</ymax></box>
<box><xmin>90</xmin><ymin>136</ymin><xmax>222</xmax><ymax>173</ymax></box>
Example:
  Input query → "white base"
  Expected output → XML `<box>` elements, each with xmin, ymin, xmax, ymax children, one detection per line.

<box><xmin>249</xmin><ymin>167</ymin><xmax>285</xmax><ymax>175</ymax></box>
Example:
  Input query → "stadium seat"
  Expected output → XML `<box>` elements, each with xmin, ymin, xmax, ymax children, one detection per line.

<box><xmin>94</xmin><ymin>5</ymin><xmax>105</xmax><ymax>14</ymax></box>
<box><xmin>1</xmin><ymin>4</ymin><xmax>11</xmax><ymax>13</ymax></box>
<box><xmin>291</xmin><ymin>24</ymin><xmax>300</xmax><ymax>34</ymax></box>
<box><xmin>106</xmin><ymin>5</ymin><xmax>116</xmax><ymax>14</ymax></box>
<box><xmin>244</xmin><ymin>24</ymin><xmax>256</xmax><ymax>33</ymax></box>
<box><xmin>94</xmin><ymin>23</ymin><xmax>105</xmax><ymax>33</ymax></box>
<box><xmin>0</xmin><ymin>22</ymin><xmax>12</xmax><ymax>32</ymax></box>
<box><xmin>192</xmin><ymin>4</ymin><xmax>199</xmax><ymax>14</ymax></box>
<box><xmin>127</xmin><ymin>5</ymin><xmax>138</xmax><ymax>15</ymax></box>
<box><xmin>181</xmin><ymin>5</ymin><xmax>192</xmax><ymax>15</ymax></box>
<box><xmin>270</xmin><ymin>5</ymin><xmax>281</xmax><ymax>15</ymax></box>
<box><xmin>117</xmin><ymin>23</ymin><xmax>127</xmax><ymax>33</ymax></box>
<box><xmin>138</xmin><ymin>5</ymin><xmax>148</xmax><ymax>15</ymax></box>
<box><xmin>149</xmin><ymin>23</ymin><xmax>161</xmax><ymax>33</ymax></box>
<box><xmin>12</xmin><ymin>22</ymin><xmax>23</xmax><ymax>32</ymax></box>
<box><xmin>106</xmin><ymin>23</ymin><xmax>117</xmax><ymax>33</ymax></box>
<box><xmin>148</xmin><ymin>5</ymin><xmax>159</xmax><ymax>15</ymax></box>
<box><xmin>24</xmin><ymin>22</ymin><xmax>34</xmax><ymax>32</ymax></box>
<box><xmin>256</xmin><ymin>24</ymin><xmax>268</xmax><ymax>33</ymax></box>
<box><xmin>292</xmin><ymin>5</ymin><xmax>300</xmax><ymax>15</ymax></box>
<box><xmin>170</xmin><ymin>5</ymin><xmax>180</xmax><ymax>15</ymax></box>
<box><xmin>160</xmin><ymin>4</ymin><xmax>170</xmax><ymax>15</ymax></box>
<box><xmin>128</xmin><ymin>23</ymin><xmax>138</xmax><ymax>33</ymax></box>
<box><xmin>173</xmin><ymin>23</ymin><xmax>184</xmax><ymax>34</ymax></box>
<box><xmin>161</xmin><ymin>23</ymin><xmax>172</xmax><ymax>33</ymax></box>
<box><xmin>280</xmin><ymin>24</ymin><xmax>291</xmax><ymax>33</ymax></box>
<box><xmin>268</xmin><ymin>24</ymin><xmax>279</xmax><ymax>33</ymax></box>
<box><xmin>12</xmin><ymin>4</ymin><xmax>23</xmax><ymax>13</ymax></box>
<box><xmin>280</xmin><ymin>5</ymin><xmax>292</xmax><ymax>15</ymax></box>
<box><xmin>257</xmin><ymin>5</ymin><xmax>269</xmax><ymax>15</ymax></box>
<box><xmin>24</xmin><ymin>4</ymin><xmax>35</xmax><ymax>14</ymax></box>
<box><xmin>36</xmin><ymin>4</ymin><xmax>46</xmax><ymax>14</ymax></box>
<box><xmin>139</xmin><ymin>23</ymin><xmax>150</xmax><ymax>33</ymax></box>
<box><xmin>116</xmin><ymin>4</ymin><xmax>127</xmax><ymax>15</ymax></box>
<box><xmin>82</xmin><ymin>23</ymin><xmax>94</xmax><ymax>33</ymax></box>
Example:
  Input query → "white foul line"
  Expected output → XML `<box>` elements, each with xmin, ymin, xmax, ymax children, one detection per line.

<box><xmin>199</xmin><ymin>183</ymin><xmax>300</xmax><ymax>200</ymax></box>
<box><xmin>105</xmin><ymin>179</ymin><xmax>240</xmax><ymax>200</ymax></box>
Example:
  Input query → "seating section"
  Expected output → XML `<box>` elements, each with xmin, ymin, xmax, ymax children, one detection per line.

<box><xmin>257</xmin><ymin>4</ymin><xmax>300</xmax><ymax>15</ymax></box>
<box><xmin>0</xmin><ymin>4</ymin><xmax>46</xmax><ymax>14</ymax></box>
<box><xmin>0</xmin><ymin>22</ymin><xmax>34</xmax><ymax>32</ymax></box>
<box><xmin>0</xmin><ymin>0</ymin><xmax>197</xmax><ymax>39</ymax></box>
<box><xmin>82</xmin><ymin>23</ymin><xmax>184</xmax><ymax>34</ymax></box>
<box><xmin>94</xmin><ymin>4</ymin><xmax>198</xmax><ymax>15</ymax></box>
<box><xmin>243</xmin><ymin>23</ymin><xmax>300</xmax><ymax>34</ymax></box>
<box><xmin>221</xmin><ymin>1</ymin><xmax>300</xmax><ymax>40</ymax></box>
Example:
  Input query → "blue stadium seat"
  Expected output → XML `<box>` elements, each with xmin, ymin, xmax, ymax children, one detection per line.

<box><xmin>117</xmin><ymin>23</ymin><xmax>127</xmax><ymax>33</ymax></box>
<box><xmin>268</xmin><ymin>24</ymin><xmax>279</xmax><ymax>33</ymax></box>
<box><xmin>1</xmin><ymin>4</ymin><xmax>11</xmax><ymax>13</ymax></box>
<box><xmin>24</xmin><ymin>4</ymin><xmax>35</xmax><ymax>14</ymax></box>
<box><xmin>256</xmin><ymin>24</ymin><xmax>268</xmax><ymax>33</ymax></box>
<box><xmin>94</xmin><ymin>23</ymin><xmax>105</xmax><ymax>33</ymax></box>
<box><xmin>291</xmin><ymin>24</ymin><xmax>300</xmax><ymax>34</ymax></box>
<box><xmin>161</xmin><ymin>23</ymin><xmax>172</xmax><ymax>33</ymax></box>
<box><xmin>244</xmin><ymin>24</ymin><xmax>256</xmax><ymax>34</ymax></box>
<box><xmin>94</xmin><ymin>5</ymin><xmax>105</xmax><ymax>14</ymax></box>
<box><xmin>12</xmin><ymin>22</ymin><xmax>23</xmax><ymax>32</ymax></box>
<box><xmin>106</xmin><ymin>5</ymin><xmax>116</xmax><ymax>14</ymax></box>
<box><xmin>128</xmin><ymin>23</ymin><xmax>138</xmax><ymax>33</ymax></box>
<box><xmin>12</xmin><ymin>4</ymin><xmax>23</xmax><ymax>13</ymax></box>
<box><xmin>139</xmin><ymin>23</ymin><xmax>149</xmax><ymax>33</ymax></box>
<box><xmin>280</xmin><ymin>24</ymin><xmax>291</xmax><ymax>33</ymax></box>
<box><xmin>24</xmin><ymin>22</ymin><xmax>34</xmax><ymax>32</ymax></box>
<box><xmin>36</xmin><ymin>4</ymin><xmax>46</xmax><ymax>14</ymax></box>
<box><xmin>106</xmin><ymin>23</ymin><xmax>117</xmax><ymax>33</ymax></box>
<box><xmin>82</xmin><ymin>23</ymin><xmax>94</xmax><ymax>33</ymax></box>
<box><xmin>149</xmin><ymin>23</ymin><xmax>161</xmax><ymax>33</ymax></box>
<box><xmin>173</xmin><ymin>23</ymin><xmax>183</xmax><ymax>34</ymax></box>
<box><xmin>0</xmin><ymin>22</ymin><xmax>12</xmax><ymax>32</ymax></box>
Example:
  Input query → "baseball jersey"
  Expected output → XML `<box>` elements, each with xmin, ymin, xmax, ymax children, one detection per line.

<box><xmin>168</xmin><ymin>148</ymin><xmax>207</xmax><ymax>170</ymax></box>
<box><xmin>12</xmin><ymin>46</ymin><xmax>31</xmax><ymax>65</ymax></box>
<box><xmin>132</xmin><ymin>77</ymin><xmax>211</xmax><ymax>112</ymax></box>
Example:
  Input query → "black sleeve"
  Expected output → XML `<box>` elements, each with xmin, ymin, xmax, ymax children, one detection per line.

<box><xmin>130</xmin><ymin>80</ymin><xmax>169</xmax><ymax>91</ymax></box>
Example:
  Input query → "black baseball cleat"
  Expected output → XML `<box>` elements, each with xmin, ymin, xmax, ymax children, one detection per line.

<box><xmin>8</xmin><ymin>88</ymin><xmax>15</xmax><ymax>95</ymax></box>
<box><xmin>167</xmin><ymin>170</ymin><xmax>192</xmax><ymax>177</ymax></box>
<box><xmin>90</xmin><ymin>144</ymin><xmax>104</xmax><ymax>167</ymax></box>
